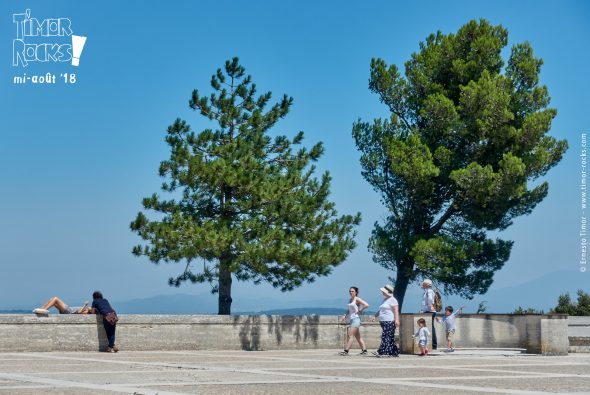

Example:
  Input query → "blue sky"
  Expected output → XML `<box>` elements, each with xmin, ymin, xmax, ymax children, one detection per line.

<box><xmin>1</xmin><ymin>1</ymin><xmax>588</xmax><ymax>312</ymax></box>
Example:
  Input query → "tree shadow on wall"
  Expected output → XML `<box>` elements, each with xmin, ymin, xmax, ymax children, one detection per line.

<box><xmin>233</xmin><ymin>315</ymin><xmax>262</xmax><ymax>350</ymax></box>
<box><xmin>232</xmin><ymin>315</ymin><xmax>320</xmax><ymax>351</ymax></box>
<box><xmin>266</xmin><ymin>315</ymin><xmax>319</xmax><ymax>347</ymax></box>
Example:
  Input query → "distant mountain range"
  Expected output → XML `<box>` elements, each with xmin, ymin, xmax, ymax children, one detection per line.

<box><xmin>114</xmin><ymin>293</ymin><xmax>218</xmax><ymax>314</ymax></box>
<box><xmin>235</xmin><ymin>308</ymin><xmax>345</xmax><ymax>316</ymax></box>
<box><xmin>2</xmin><ymin>270</ymin><xmax>587</xmax><ymax>315</ymax></box>
<box><xmin>109</xmin><ymin>270</ymin><xmax>589</xmax><ymax>315</ymax></box>
<box><xmin>471</xmin><ymin>270</ymin><xmax>588</xmax><ymax>313</ymax></box>
<box><xmin>112</xmin><ymin>293</ymin><xmax>347</xmax><ymax>315</ymax></box>
<box><xmin>112</xmin><ymin>270</ymin><xmax>587</xmax><ymax>315</ymax></box>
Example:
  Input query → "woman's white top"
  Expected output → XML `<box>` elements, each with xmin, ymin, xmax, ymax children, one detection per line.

<box><xmin>347</xmin><ymin>297</ymin><xmax>359</xmax><ymax>320</ymax></box>
<box><xmin>378</xmin><ymin>296</ymin><xmax>399</xmax><ymax>322</ymax></box>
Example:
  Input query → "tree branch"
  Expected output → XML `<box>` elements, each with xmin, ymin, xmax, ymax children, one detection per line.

<box><xmin>394</xmin><ymin>110</ymin><xmax>412</xmax><ymax>132</ymax></box>
<box><xmin>428</xmin><ymin>203</ymin><xmax>456</xmax><ymax>235</ymax></box>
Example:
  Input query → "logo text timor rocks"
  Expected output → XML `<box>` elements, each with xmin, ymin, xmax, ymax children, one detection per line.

<box><xmin>12</xmin><ymin>9</ymin><xmax>86</xmax><ymax>67</ymax></box>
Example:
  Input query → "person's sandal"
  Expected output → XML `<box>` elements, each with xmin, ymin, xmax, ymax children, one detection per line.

<box><xmin>338</xmin><ymin>349</ymin><xmax>349</xmax><ymax>356</ymax></box>
<box><xmin>359</xmin><ymin>349</ymin><xmax>368</xmax><ymax>355</ymax></box>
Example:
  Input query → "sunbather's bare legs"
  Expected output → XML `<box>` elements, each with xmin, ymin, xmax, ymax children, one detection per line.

<box><xmin>39</xmin><ymin>296</ymin><xmax>69</xmax><ymax>313</ymax></box>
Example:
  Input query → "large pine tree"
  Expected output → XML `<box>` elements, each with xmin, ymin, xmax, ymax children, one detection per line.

<box><xmin>353</xmin><ymin>20</ymin><xmax>568</xmax><ymax>310</ymax></box>
<box><xmin>131</xmin><ymin>58</ymin><xmax>360</xmax><ymax>314</ymax></box>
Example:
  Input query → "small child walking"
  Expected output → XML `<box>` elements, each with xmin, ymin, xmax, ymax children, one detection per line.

<box><xmin>413</xmin><ymin>318</ymin><xmax>431</xmax><ymax>356</ymax></box>
<box><xmin>436</xmin><ymin>305</ymin><xmax>464</xmax><ymax>352</ymax></box>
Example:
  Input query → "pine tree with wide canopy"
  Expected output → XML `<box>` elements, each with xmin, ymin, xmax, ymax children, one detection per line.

<box><xmin>131</xmin><ymin>58</ymin><xmax>360</xmax><ymax>314</ymax></box>
<box><xmin>352</xmin><ymin>19</ymin><xmax>568</xmax><ymax>310</ymax></box>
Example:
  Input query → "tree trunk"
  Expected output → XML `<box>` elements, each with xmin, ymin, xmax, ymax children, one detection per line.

<box><xmin>218</xmin><ymin>185</ymin><xmax>233</xmax><ymax>315</ymax></box>
<box><xmin>218</xmin><ymin>261</ymin><xmax>232</xmax><ymax>315</ymax></box>
<box><xmin>393</xmin><ymin>267</ymin><xmax>410</xmax><ymax>313</ymax></box>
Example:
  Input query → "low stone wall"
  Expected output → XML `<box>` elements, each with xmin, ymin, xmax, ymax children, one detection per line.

<box><xmin>569</xmin><ymin>316</ymin><xmax>590</xmax><ymax>353</ymax></box>
<box><xmin>0</xmin><ymin>315</ymin><xmax>353</xmax><ymax>352</ymax></box>
<box><xmin>0</xmin><ymin>313</ymin><xmax>569</xmax><ymax>355</ymax></box>
<box><xmin>400</xmin><ymin>313</ymin><xmax>569</xmax><ymax>355</ymax></box>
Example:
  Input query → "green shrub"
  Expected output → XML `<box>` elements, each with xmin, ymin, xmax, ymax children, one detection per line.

<box><xmin>512</xmin><ymin>306</ymin><xmax>544</xmax><ymax>314</ymax></box>
<box><xmin>550</xmin><ymin>290</ymin><xmax>590</xmax><ymax>316</ymax></box>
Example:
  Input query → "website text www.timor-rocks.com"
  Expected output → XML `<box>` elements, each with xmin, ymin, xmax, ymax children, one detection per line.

<box><xmin>581</xmin><ymin>132</ymin><xmax>587</xmax><ymax>273</ymax></box>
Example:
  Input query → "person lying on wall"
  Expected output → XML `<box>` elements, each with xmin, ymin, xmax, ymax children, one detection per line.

<box><xmin>33</xmin><ymin>296</ymin><xmax>93</xmax><ymax>315</ymax></box>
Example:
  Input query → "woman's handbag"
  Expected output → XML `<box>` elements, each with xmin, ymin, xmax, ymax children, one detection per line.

<box><xmin>104</xmin><ymin>311</ymin><xmax>118</xmax><ymax>325</ymax></box>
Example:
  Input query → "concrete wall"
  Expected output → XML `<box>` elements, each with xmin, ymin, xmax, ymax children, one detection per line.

<box><xmin>0</xmin><ymin>315</ymin><xmax>355</xmax><ymax>352</ymax></box>
<box><xmin>569</xmin><ymin>316</ymin><xmax>590</xmax><ymax>353</ymax></box>
<box><xmin>400</xmin><ymin>314</ymin><xmax>569</xmax><ymax>356</ymax></box>
<box><xmin>0</xmin><ymin>313</ymin><xmax>570</xmax><ymax>355</ymax></box>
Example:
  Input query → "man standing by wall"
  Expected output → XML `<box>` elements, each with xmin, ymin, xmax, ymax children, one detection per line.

<box><xmin>420</xmin><ymin>279</ymin><xmax>437</xmax><ymax>350</ymax></box>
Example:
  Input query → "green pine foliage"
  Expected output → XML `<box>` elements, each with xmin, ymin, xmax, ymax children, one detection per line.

<box><xmin>512</xmin><ymin>306</ymin><xmax>544</xmax><ymax>314</ymax></box>
<box><xmin>551</xmin><ymin>290</ymin><xmax>590</xmax><ymax>316</ymax></box>
<box><xmin>131</xmin><ymin>58</ymin><xmax>360</xmax><ymax>315</ymax></box>
<box><xmin>476</xmin><ymin>301</ymin><xmax>488</xmax><ymax>314</ymax></box>
<box><xmin>352</xmin><ymin>19</ymin><xmax>567</xmax><ymax>310</ymax></box>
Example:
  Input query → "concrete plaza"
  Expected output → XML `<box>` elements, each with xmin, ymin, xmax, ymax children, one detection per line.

<box><xmin>0</xmin><ymin>349</ymin><xmax>589</xmax><ymax>394</ymax></box>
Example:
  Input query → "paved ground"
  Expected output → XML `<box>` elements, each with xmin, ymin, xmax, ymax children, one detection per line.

<box><xmin>0</xmin><ymin>349</ymin><xmax>589</xmax><ymax>394</ymax></box>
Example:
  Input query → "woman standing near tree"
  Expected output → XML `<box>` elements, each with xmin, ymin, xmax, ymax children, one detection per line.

<box><xmin>371</xmin><ymin>284</ymin><xmax>400</xmax><ymax>357</ymax></box>
<box><xmin>339</xmin><ymin>286</ymin><xmax>369</xmax><ymax>355</ymax></box>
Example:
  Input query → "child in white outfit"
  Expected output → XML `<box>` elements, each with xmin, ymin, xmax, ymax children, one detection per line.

<box><xmin>413</xmin><ymin>318</ymin><xmax>431</xmax><ymax>356</ymax></box>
